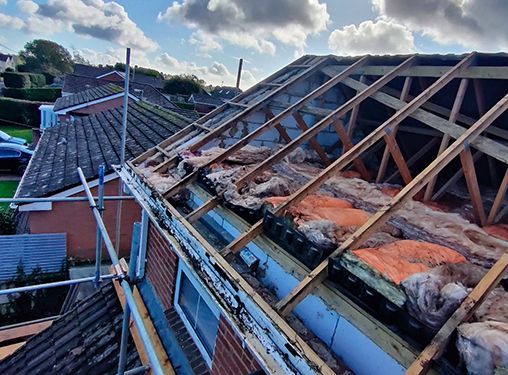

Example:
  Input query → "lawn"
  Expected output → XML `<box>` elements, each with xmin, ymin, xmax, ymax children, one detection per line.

<box><xmin>0</xmin><ymin>180</ymin><xmax>19</xmax><ymax>208</ymax></box>
<box><xmin>0</xmin><ymin>122</ymin><xmax>33</xmax><ymax>144</ymax></box>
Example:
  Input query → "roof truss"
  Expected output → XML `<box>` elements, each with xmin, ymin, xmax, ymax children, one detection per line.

<box><xmin>129</xmin><ymin>52</ymin><xmax>508</xmax><ymax>373</ymax></box>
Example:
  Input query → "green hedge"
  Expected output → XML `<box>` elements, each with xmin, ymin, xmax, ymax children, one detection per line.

<box><xmin>2</xmin><ymin>87</ymin><xmax>61</xmax><ymax>102</ymax></box>
<box><xmin>0</xmin><ymin>97</ymin><xmax>45</xmax><ymax>127</ymax></box>
<box><xmin>3</xmin><ymin>72</ymin><xmax>46</xmax><ymax>88</ymax></box>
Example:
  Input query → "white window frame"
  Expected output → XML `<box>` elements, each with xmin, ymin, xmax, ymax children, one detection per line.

<box><xmin>174</xmin><ymin>261</ymin><xmax>220</xmax><ymax>367</ymax></box>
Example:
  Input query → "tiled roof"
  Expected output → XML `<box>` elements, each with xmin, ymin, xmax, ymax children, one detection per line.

<box><xmin>73</xmin><ymin>63</ymin><xmax>114</xmax><ymax>78</ymax></box>
<box><xmin>73</xmin><ymin>64</ymin><xmax>165</xmax><ymax>89</ymax></box>
<box><xmin>190</xmin><ymin>93</ymin><xmax>224</xmax><ymax>107</ymax></box>
<box><xmin>17</xmin><ymin>101</ymin><xmax>192</xmax><ymax>198</ymax></box>
<box><xmin>0</xmin><ymin>282</ymin><xmax>141</xmax><ymax>374</ymax></box>
<box><xmin>0</xmin><ymin>53</ymin><xmax>13</xmax><ymax>62</ymax></box>
<box><xmin>62</xmin><ymin>74</ymin><xmax>113</xmax><ymax>93</ymax></box>
<box><xmin>62</xmin><ymin>75</ymin><xmax>182</xmax><ymax>113</ymax></box>
<box><xmin>210</xmin><ymin>86</ymin><xmax>242</xmax><ymax>100</ymax></box>
<box><xmin>53</xmin><ymin>83</ymin><xmax>123</xmax><ymax>112</ymax></box>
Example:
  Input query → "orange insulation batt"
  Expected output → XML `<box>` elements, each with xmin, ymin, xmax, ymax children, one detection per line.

<box><xmin>352</xmin><ymin>240</ymin><xmax>467</xmax><ymax>284</ymax></box>
<box><xmin>265</xmin><ymin>194</ymin><xmax>370</xmax><ymax>228</ymax></box>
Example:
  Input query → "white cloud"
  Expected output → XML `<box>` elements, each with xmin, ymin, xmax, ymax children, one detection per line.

<box><xmin>189</xmin><ymin>30</ymin><xmax>222</xmax><ymax>53</ymax></box>
<box><xmin>158</xmin><ymin>52</ymin><xmax>256</xmax><ymax>87</ymax></box>
<box><xmin>0</xmin><ymin>12</ymin><xmax>24</xmax><ymax>29</ymax></box>
<box><xmin>74</xmin><ymin>47</ymin><xmax>122</xmax><ymax>66</ymax></box>
<box><xmin>17</xmin><ymin>0</ymin><xmax>38</xmax><ymax>14</ymax></box>
<box><xmin>328</xmin><ymin>19</ymin><xmax>415</xmax><ymax>56</ymax></box>
<box><xmin>372</xmin><ymin>0</ymin><xmax>508</xmax><ymax>51</ymax></box>
<box><xmin>9</xmin><ymin>0</ymin><xmax>158</xmax><ymax>52</ymax></box>
<box><xmin>0</xmin><ymin>0</ymin><xmax>7</xmax><ymax>5</ymax></box>
<box><xmin>158</xmin><ymin>0</ymin><xmax>329</xmax><ymax>55</ymax></box>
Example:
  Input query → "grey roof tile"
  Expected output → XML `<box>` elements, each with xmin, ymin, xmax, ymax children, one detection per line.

<box><xmin>0</xmin><ymin>282</ymin><xmax>141</xmax><ymax>375</ymax></box>
<box><xmin>17</xmin><ymin>101</ymin><xmax>193</xmax><ymax>198</ymax></box>
<box><xmin>53</xmin><ymin>83</ymin><xmax>123</xmax><ymax>112</ymax></box>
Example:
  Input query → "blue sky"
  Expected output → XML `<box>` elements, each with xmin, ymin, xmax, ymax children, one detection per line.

<box><xmin>0</xmin><ymin>0</ymin><xmax>506</xmax><ymax>87</ymax></box>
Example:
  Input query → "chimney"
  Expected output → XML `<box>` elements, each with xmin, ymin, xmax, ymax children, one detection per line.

<box><xmin>235</xmin><ymin>58</ymin><xmax>243</xmax><ymax>89</ymax></box>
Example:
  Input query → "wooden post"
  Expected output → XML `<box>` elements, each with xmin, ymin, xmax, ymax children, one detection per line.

<box><xmin>423</xmin><ymin>78</ymin><xmax>468</xmax><ymax>200</ymax></box>
<box><xmin>346</xmin><ymin>75</ymin><xmax>367</xmax><ymax>137</ymax></box>
<box><xmin>161</xmin><ymin>56</ymin><xmax>369</xmax><ymax>198</ymax></box>
<box><xmin>487</xmin><ymin>169</ymin><xmax>508</xmax><ymax>225</ymax></box>
<box><xmin>376</xmin><ymin>76</ymin><xmax>413</xmax><ymax>182</ymax></box>
<box><xmin>406</xmin><ymin>254</ymin><xmax>508</xmax><ymax>375</ymax></box>
<box><xmin>292</xmin><ymin>112</ymin><xmax>331</xmax><ymax>165</ymax></box>
<box><xmin>223</xmin><ymin>53</ymin><xmax>476</xmax><ymax>257</ymax></box>
<box><xmin>460</xmin><ymin>145</ymin><xmax>487</xmax><ymax>225</ymax></box>
<box><xmin>275</xmin><ymin>90</ymin><xmax>508</xmax><ymax>317</ymax></box>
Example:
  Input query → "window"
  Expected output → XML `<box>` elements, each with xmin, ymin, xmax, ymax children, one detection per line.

<box><xmin>175</xmin><ymin>265</ymin><xmax>220</xmax><ymax>365</ymax></box>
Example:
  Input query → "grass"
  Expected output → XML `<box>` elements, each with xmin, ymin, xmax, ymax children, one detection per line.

<box><xmin>0</xmin><ymin>180</ymin><xmax>19</xmax><ymax>208</ymax></box>
<box><xmin>0</xmin><ymin>122</ymin><xmax>33</xmax><ymax>144</ymax></box>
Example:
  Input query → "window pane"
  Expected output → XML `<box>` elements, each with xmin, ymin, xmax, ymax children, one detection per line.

<box><xmin>178</xmin><ymin>274</ymin><xmax>199</xmax><ymax>326</ymax></box>
<box><xmin>195</xmin><ymin>299</ymin><xmax>219</xmax><ymax>356</ymax></box>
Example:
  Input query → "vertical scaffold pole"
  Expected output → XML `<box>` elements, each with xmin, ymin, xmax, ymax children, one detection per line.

<box><xmin>94</xmin><ymin>164</ymin><xmax>105</xmax><ymax>287</ymax></box>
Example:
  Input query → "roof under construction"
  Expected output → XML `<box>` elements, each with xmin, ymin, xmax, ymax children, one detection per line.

<box><xmin>121</xmin><ymin>52</ymin><xmax>508</xmax><ymax>374</ymax></box>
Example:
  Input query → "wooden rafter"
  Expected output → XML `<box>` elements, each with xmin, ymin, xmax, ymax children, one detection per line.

<box><xmin>432</xmin><ymin>150</ymin><xmax>482</xmax><ymax>201</ymax></box>
<box><xmin>147</xmin><ymin>56</ymin><xmax>331</xmax><ymax>173</ymax></box>
<box><xmin>376</xmin><ymin>76</ymin><xmax>413</xmax><ymax>182</ymax></box>
<box><xmin>385</xmin><ymin>137</ymin><xmax>439</xmax><ymax>183</ymax></box>
<box><xmin>331</xmin><ymin>120</ymin><xmax>371</xmax><ymax>180</ymax></box>
<box><xmin>186</xmin><ymin>56</ymin><xmax>416</xmax><ymax>224</ymax></box>
<box><xmin>275</xmin><ymin>89</ymin><xmax>508</xmax><ymax>318</ymax></box>
<box><xmin>292</xmin><ymin>112</ymin><xmax>331</xmax><ymax>165</ymax></box>
<box><xmin>160</xmin><ymin>56</ymin><xmax>370</xmax><ymax>198</ymax></box>
<box><xmin>346</xmin><ymin>75</ymin><xmax>366</xmax><ymax>137</ymax></box>
<box><xmin>486</xmin><ymin>169</ymin><xmax>508</xmax><ymax>225</ymax></box>
<box><xmin>126</xmin><ymin>167</ymin><xmax>337</xmax><ymax>375</ymax></box>
<box><xmin>222</xmin><ymin>53</ymin><xmax>475</xmax><ymax>257</ymax></box>
<box><xmin>341</xmin><ymin>78</ymin><xmax>508</xmax><ymax>165</ymax></box>
<box><xmin>424</xmin><ymin>78</ymin><xmax>469</xmax><ymax>200</ymax></box>
<box><xmin>264</xmin><ymin>108</ymin><xmax>292</xmax><ymax>143</ymax></box>
<box><xmin>460</xmin><ymin>145</ymin><xmax>487</xmax><ymax>225</ymax></box>
<box><xmin>406</xmin><ymin>253</ymin><xmax>508</xmax><ymax>374</ymax></box>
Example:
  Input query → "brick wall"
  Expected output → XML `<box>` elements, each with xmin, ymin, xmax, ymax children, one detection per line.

<box><xmin>211</xmin><ymin>317</ymin><xmax>261</xmax><ymax>375</ymax></box>
<box><xmin>27</xmin><ymin>178</ymin><xmax>141</xmax><ymax>259</ymax></box>
<box><xmin>145</xmin><ymin>222</ymin><xmax>179</xmax><ymax>310</ymax></box>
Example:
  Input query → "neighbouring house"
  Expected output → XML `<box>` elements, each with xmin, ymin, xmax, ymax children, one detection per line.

<box><xmin>73</xmin><ymin>63</ymin><xmax>165</xmax><ymax>89</ymax></box>
<box><xmin>15</xmin><ymin>101</ymin><xmax>193</xmax><ymax>259</ymax></box>
<box><xmin>52</xmin><ymin>83</ymin><xmax>137</xmax><ymax>122</ymax></box>
<box><xmin>188</xmin><ymin>92</ymin><xmax>225</xmax><ymax>114</ymax></box>
<box><xmin>0</xmin><ymin>53</ymin><xmax>15</xmax><ymax>73</ymax></box>
<box><xmin>210</xmin><ymin>86</ymin><xmax>242</xmax><ymax>101</ymax></box>
<box><xmin>0</xmin><ymin>282</ymin><xmax>141</xmax><ymax>371</ymax></box>
<box><xmin>62</xmin><ymin>73</ymin><xmax>199</xmax><ymax>117</ymax></box>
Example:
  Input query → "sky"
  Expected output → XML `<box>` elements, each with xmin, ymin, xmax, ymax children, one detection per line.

<box><xmin>0</xmin><ymin>0</ymin><xmax>507</xmax><ymax>88</ymax></box>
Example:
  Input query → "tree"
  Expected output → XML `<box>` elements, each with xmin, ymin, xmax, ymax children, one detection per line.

<box><xmin>19</xmin><ymin>39</ymin><xmax>74</xmax><ymax>76</ymax></box>
<box><xmin>163</xmin><ymin>74</ymin><xmax>205</xmax><ymax>96</ymax></box>
<box><xmin>114</xmin><ymin>62</ymin><xmax>162</xmax><ymax>78</ymax></box>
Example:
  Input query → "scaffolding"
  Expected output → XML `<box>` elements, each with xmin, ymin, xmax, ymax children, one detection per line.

<box><xmin>0</xmin><ymin>166</ymin><xmax>165</xmax><ymax>375</ymax></box>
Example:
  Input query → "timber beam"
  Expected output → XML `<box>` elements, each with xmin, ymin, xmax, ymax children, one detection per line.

<box><xmin>275</xmin><ymin>90</ymin><xmax>508</xmax><ymax>317</ymax></box>
<box><xmin>222</xmin><ymin>53</ymin><xmax>474</xmax><ymax>257</ymax></box>
<box><xmin>160</xmin><ymin>56</ymin><xmax>370</xmax><ymax>199</ymax></box>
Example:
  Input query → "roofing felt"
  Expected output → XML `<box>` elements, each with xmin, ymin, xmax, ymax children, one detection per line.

<box><xmin>53</xmin><ymin>83</ymin><xmax>123</xmax><ymax>112</ymax></box>
<box><xmin>17</xmin><ymin>101</ymin><xmax>192</xmax><ymax>198</ymax></box>
<box><xmin>0</xmin><ymin>281</ymin><xmax>141</xmax><ymax>375</ymax></box>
